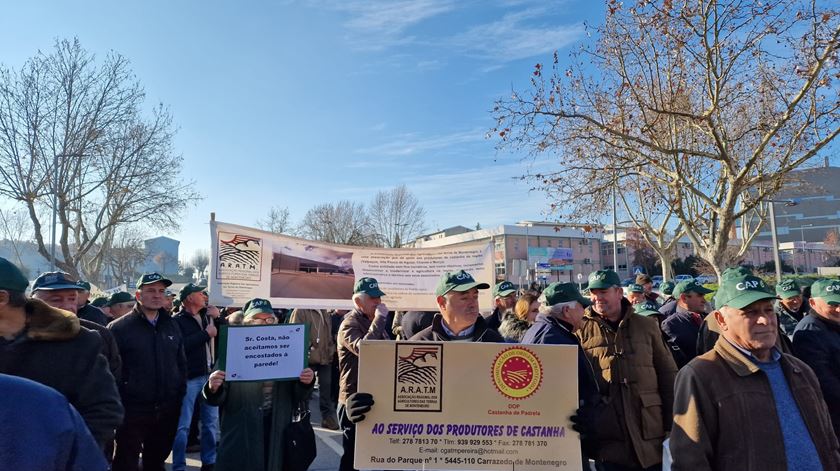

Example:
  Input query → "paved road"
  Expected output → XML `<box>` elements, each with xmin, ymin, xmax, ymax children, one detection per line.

<box><xmin>165</xmin><ymin>388</ymin><xmax>342</xmax><ymax>470</ymax></box>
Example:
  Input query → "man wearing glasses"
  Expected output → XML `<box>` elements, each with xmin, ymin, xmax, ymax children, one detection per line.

<box><xmin>108</xmin><ymin>273</ymin><xmax>187</xmax><ymax>471</ymax></box>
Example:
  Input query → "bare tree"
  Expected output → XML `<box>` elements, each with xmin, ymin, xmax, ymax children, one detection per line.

<box><xmin>298</xmin><ymin>201</ymin><xmax>375</xmax><ymax>246</ymax></box>
<box><xmin>0</xmin><ymin>38</ymin><xmax>201</xmax><ymax>281</ymax></box>
<box><xmin>257</xmin><ymin>206</ymin><xmax>293</xmax><ymax>234</ymax></box>
<box><xmin>189</xmin><ymin>249</ymin><xmax>210</xmax><ymax>279</ymax></box>
<box><xmin>368</xmin><ymin>185</ymin><xmax>426</xmax><ymax>247</ymax></box>
<box><xmin>0</xmin><ymin>207</ymin><xmax>32</xmax><ymax>269</ymax></box>
<box><xmin>103</xmin><ymin>228</ymin><xmax>146</xmax><ymax>287</ymax></box>
<box><xmin>493</xmin><ymin>0</ymin><xmax>839</xmax><ymax>277</ymax></box>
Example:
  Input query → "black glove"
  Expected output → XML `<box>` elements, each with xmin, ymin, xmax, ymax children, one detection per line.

<box><xmin>346</xmin><ymin>392</ymin><xmax>375</xmax><ymax>424</ymax></box>
<box><xmin>570</xmin><ymin>404</ymin><xmax>601</xmax><ymax>458</ymax></box>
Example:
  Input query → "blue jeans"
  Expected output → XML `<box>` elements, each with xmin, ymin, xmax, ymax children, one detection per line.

<box><xmin>172</xmin><ymin>376</ymin><xmax>218</xmax><ymax>470</ymax></box>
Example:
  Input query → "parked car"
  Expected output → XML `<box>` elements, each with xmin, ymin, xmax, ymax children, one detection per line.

<box><xmin>674</xmin><ymin>274</ymin><xmax>694</xmax><ymax>283</ymax></box>
<box><xmin>695</xmin><ymin>273</ymin><xmax>717</xmax><ymax>284</ymax></box>
<box><xmin>651</xmin><ymin>275</ymin><xmax>664</xmax><ymax>288</ymax></box>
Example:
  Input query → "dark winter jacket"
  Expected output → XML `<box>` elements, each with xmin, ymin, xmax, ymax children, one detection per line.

<box><xmin>0</xmin><ymin>373</ymin><xmax>108</xmax><ymax>471</ymax></box>
<box><xmin>658</xmin><ymin>298</ymin><xmax>677</xmax><ymax>318</ymax></box>
<box><xmin>660</xmin><ymin>306</ymin><xmax>704</xmax><ymax>369</ymax></box>
<box><xmin>78</xmin><ymin>303</ymin><xmax>110</xmax><ymax>326</ymax></box>
<box><xmin>337</xmin><ymin>309</ymin><xmax>390</xmax><ymax>404</ymax></box>
<box><xmin>522</xmin><ymin>314</ymin><xmax>600</xmax><ymax>407</ymax></box>
<box><xmin>792</xmin><ymin>312</ymin><xmax>840</xmax><ymax>440</ymax></box>
<box><xmin>409</xmin><ymin>314</ymin><xmax>504</xmax><ymax>343</ymax></box>
<box><xmin>108</xmin><ymin>306</ymin><xmax>187</xmax><ymax>412</ymax></box>
<box><xmin>79</xmin><ymin>318</ymin><xmax>122</xmax><ymax>382</ymax></box>
<box><xmin>0</xmin><ymin>299</ymin><xmax>124</xmax><ymax>447</ymax></box>
<box><xmin>400</xmin><ymin>311</ymin><xmax>436</xmax><ymax>340</ymax></box>
<box><xmin>498</xmin><ymin>313</ymin><xmax>531</xmax><ymax>343</ymax></box>
<box><xmin>174</xmin><ymin>308</ymin><xmax>213</xmax><ymax>379</ymax></box>
<box><xmin>775</xmin><ymin>301</ymin><xmax>806</xmax><ymax>340</ymax></box>
<box><xmin>482</xmin><ymin>306</ymin><xmax>506</xmax><ymax>332</ymax></box>
<box><xmin>576</xmin><ymin>299</ymin><xmax>677</xmax><ymax>468</ymax></box>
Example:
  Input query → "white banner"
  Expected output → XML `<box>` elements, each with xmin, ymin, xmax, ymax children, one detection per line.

<box><xmin>209</xmin><ymin>220</ymin><xmax>494</xmax><ymax>310</ymax></box>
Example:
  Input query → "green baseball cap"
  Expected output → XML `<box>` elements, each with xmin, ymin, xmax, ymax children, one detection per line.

<box><xmin>136</xmin><ymin>273</ymin><xmax>172</xmax><ymax>289</ymax></box>
<box><xmin>493</xmin><ymin>281</ymin><xmax>516</xmax><ymax>297</ymax></box>
<box><xmin>634</xmin><ymin>300</ymin><xmax>661</xmax><ymax>317</ymax></box>
<box><xmin>542</xmin><ymin>282</ymin><xmax>591</xmax><ymax>307</ymax></box>
<box><xmin>660</xmin><ymin>281</ymin><xmax>675</xmax><ymax>295</ymax></box>
<box><xmin>628</xmin><ymin>283</ymin><xmax>645</xmax><ymax>293</ymax></box>
<box><xmin>775</xmin><ymin>279</ymin><xmax>800</xmax><ymax>299</ymax></box>
<box><xmin>673</xmin><ymin>280</ymin><xmax>713</xmax><ymax>298</ymax></box>
<box><xmin>0</xmin><ymin>257</ymin><xmax>29</xmax><ymax>292</ymax></box>
<box><xmin>353</xmin><ymin>277</ymin><xmax>385</xmax><ymax>297</ymax></box>
<box><xmin>244</xmin><ymin>298</ymin><xmax>274</xmax><ymax>319</ymax></box>
<box><xmin>714</xmin><ymin>273</ymin><xmax>776</xmax><ymax>309</ymax></box>
<box><xmin>76</xmin><ymin>280</ymin><xmax>91</xmax><ymax>291</ymax></box>
<box><xmin>434</xmin><ymin>270</ymin><xmax>490</xmax><ymax>296</ymax></box>
<box><xmin>809</xmin><ymin>279</ymin><xmax>840</xmax><ymax>305</ymax></box>
<box><xmin>588</xmin><ymin>269</ymin><xmax>621</xmax><ymax>290</ymax></box>
<box><xmin>107</xmin><ymin>291</ymin><xmax>134</xmax><ymax>306</ymax></box>
<box><xmin>90</xmin><ymin>296</ymin><xmax>109</xmax><ymax>307</ymax></box>
<box><xmin>179</xmin><ymin>282</ymin><xmax>207</xmax><ymax>301</ymax></box>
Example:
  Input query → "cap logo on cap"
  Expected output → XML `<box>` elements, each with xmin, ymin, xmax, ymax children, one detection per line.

<box><xmin>455</xmin><ymin>272</ymin><xmax>471</xmax><ymax>281</ymax></box>
<box><xmin>736</xmin><ymin>280</ymin><xmax>764</xmax><ymax>291</ymax></box>
<box><xmin>368</xmin><ymin>282</ymin><xmax>378</xmax><ymax>289</ymax></box>
<box><xmin>148</xmin><ymin>274</ymin><xmax>161</xmax><ymax>281</ymax></box>
<box><xmin>826</xmin><ymin>284</ymin><xmax>840</xmax><ymax>292</ymax></box>
<box><xmin>252</xmin><ymin>299</ymin><xmax>269</xmax><ymax>308</ymax></box>
<box><xmin>590</xmin><ymin>273</ymin><xmax>606</xmax><ymax>281</ymax></box>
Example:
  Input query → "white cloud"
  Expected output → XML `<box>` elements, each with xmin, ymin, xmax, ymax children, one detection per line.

<box><xmin>450</xmin><ymin>8</ymin><xmax>584</xmax><ymax>62</ymax></box>
<box><xmin>354</xmin><ymin>129</ymin><xmax>485</xmax><ymax>156</ymax></box>
<box><xmin>322</xmin><ymin>0</ymin><xmax>458</xmax><ymax>51</ymax></box>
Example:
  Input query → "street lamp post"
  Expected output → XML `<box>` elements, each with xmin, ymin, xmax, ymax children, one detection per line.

<box><xmin>767</xmin><ymin>199</ymin><xmax>800</xmax><ymax>283</ymax></box>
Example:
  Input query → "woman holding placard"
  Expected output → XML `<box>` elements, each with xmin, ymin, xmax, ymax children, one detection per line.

<box><xmin>204</xmin><ymin>299</ymin><xmax>315</xmax><ymax>471</ymax></box>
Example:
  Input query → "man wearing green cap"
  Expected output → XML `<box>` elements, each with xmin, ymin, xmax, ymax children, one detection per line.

<box><xmin>0</xmin><ymin>258</ymin><xmax>124</xmax><ymax>450</ymax></box>
<box><xmin>626</xmin><ymin>283</ymin><xmax>647</xmax><ymax>305</ymax></box>
<box><xmin>107</xmin><ymin>292</ymin><xmax>135</xmax><ymax>320</ymax></box>
<box><xmin>341</xmin><ymin>271</ymin><xmax>503</xmax><ymax>470</ymax></box>
<box><xmin>657</xmin><ymin>281</ymin><xmax>677</xmax><ymax>317</ymax></box>
<box><xmin>75</xmin><ymin>280</ymin><xmax>111</xmax><ymax>326</ymax></box>
<box><xmin>670</xmin><ymin>272</ymin><xmax>839</xmax><ymax>470</ymax></box>
<box><xmin>775</xmin><ymin>279</ymin><xmax>806</xmax><ymax>339</ymax></box>
<box><xmin>577</xmin><ymin>269</ymin><xmax>676</xmax><ymax>470</ymax></box>
<box><xmin>172</xmin><ymin>283</ymin><xmax>220</xmax><ymax>471</ymax></box>
<box><xmin>337</xmin><ymin>277</ymin><xmax>391</xmax><ymax>471</ymax></box>
<box><xmin>661</xmin><ymin>280</ymin><xmax>713</xmax><ymax>368</ymax></box>
<box><xmin>696</xmin><ymin>267</ymin><xmax>792</xmax><ymax>356</ymax></box>
<box><xmin>522</xmin><ymin>282</ymin><xmax>601</xmax><ymax>463</ymax></box>
<box><xmin>108</xmin><ymin>273</ymin><xmax>187</xmax><ymax>471</ymax></box>
<box><xmin>484</xmin><ymin>280</ymin><xmax>518</xmax><ymax>332</ymax></box>
<box><xmin>410</xmin><ymin>270</ymin><xmax>503</xmax><ymax>342</ymax></box>
<box><xmin>792</xmin><ymin>278</ymin><xmax>840</xmax><ymax>441</ymax></box>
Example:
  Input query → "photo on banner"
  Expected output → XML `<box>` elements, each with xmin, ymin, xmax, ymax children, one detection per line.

<box><xmin>355</xmin><ymin>341</ymin><xmax>582</xmax><ymax>470</ymax></box>
<box><xmin>208</xmin><ymin>220</ymin><xmax>495</xmax><ymax>310</ymax></box>
<box><xmin>217</xmin><ymin>323</ymin><xmax>310</xmax><ymax>382</ymax></box>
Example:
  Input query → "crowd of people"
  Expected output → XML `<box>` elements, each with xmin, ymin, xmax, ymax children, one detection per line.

<box><xmin>1</xmin><ymin>253</ymin><xmax>839</xmax><ymax>470</ymax></box>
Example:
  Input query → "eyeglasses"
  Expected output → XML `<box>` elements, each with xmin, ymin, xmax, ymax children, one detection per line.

<box><xmin>248</xmin><ymin>316</ymin><xmax>277</xmax><ymax>325</ymax></box>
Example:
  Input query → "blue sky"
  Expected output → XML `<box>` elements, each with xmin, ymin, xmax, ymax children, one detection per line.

<box><xmin>0</xmin><ymin>0</ymin><xmax>604</xmax><ymax>259</ymax></box>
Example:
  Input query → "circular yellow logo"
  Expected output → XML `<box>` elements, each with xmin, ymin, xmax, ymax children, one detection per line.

<box><xmin>491</xmin><ymin>347</ymin><xmax>542</xmax><ymax>400</ymax></box>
